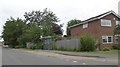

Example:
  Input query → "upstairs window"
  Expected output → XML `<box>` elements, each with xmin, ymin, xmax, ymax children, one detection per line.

<box><xmin>101</xmin><ymin>19</ymin><xmax>111</xmax><ymax>27</ymax></box>
<box><xmin>116</xmin><ymin>21</ymin><xmax>120</xmax><ymax>25</ymax></box>
<box><xmin>83</xmin><ymin>23</ymin><xmax>88</xmax><ymax>28</ymax></box>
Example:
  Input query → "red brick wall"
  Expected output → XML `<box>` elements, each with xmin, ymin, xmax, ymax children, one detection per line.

<box><xmin>97</xmin><ymin>14</ymin><xmax>117</xmax><ymax>48</ymax></box>
<box><xmin>70</xmin><ymin>19</ymin><xmax>100</xmax><ymax>38</ymax></box>
<box><xmin>70</xmin><ymin>14</ymin><xmax>120</xmax><ymax>48</ymax></box>
<box><xmin>100</xmin><ymin>44</ymin><xmax>113</xmax><ymax>48</ymax></box>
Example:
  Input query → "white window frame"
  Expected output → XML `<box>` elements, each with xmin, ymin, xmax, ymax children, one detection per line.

<box><xmin>83</xmin><ymin>23</ymin><xmax>88</xmax><ymax>28</ymax></box>
<box><xmin>102</xmin><ymin>36</ymin><xmax>113</xmax><ymax>44</ymax></box>
<box><xmin>116</xmin><ymin>21</ymin><xmax>120</xmax><ymax>25</ymax></box>
<box><xmin>101</xmin><ymin>19</ymin><xmax>112</xmax><ymax>27</ymax></box>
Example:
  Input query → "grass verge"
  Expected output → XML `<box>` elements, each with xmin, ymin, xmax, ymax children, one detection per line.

<box><xmin>79</xmin><ymin>50</ymin><xmax>119</xmax><ymax>54</ymax></box>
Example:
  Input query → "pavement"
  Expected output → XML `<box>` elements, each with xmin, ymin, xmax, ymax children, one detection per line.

<box><xmin>14</xmin><ymin>49</ymin><xmax>118</xmax><ymax>64</ymax></box>
<box><xmin>45</xmin><ymin>50</ymin><xmax>118</xmax><ymax>59</ymax></box>
<box><xmin>32</xmin><ymin>50</ymin><xmax>118</xmax><ymax>62</ymax></box>
<box><xmin>49</xmin><ymin>50</ymin><xmax>118</xmax><ymax>64</ymax></box>
<box><xmin>2</xmin><ymin>48</ymin><xmax>119</xmax><ymax>65</ymax></box>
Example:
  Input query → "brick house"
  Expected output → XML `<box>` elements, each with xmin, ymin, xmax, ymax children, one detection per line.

<box><xmin>69</xmin><ymin>10</ymin><xmax>120</xmax><ymax>48</ymax></box>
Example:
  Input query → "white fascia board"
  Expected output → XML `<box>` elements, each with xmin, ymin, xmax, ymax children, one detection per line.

<box><xmin>69</xmin><ymin>17</ymin><xmax>99</xmax><ymax>28</ymax></box>
<box><xmin>69</xmin><ymin>11</ymin><xmax>120</xmax><ymax>29</ymax></box>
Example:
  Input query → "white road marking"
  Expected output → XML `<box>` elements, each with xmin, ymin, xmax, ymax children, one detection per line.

<box><xmin>83</xmin><ymin>63</ymin><xmax>86</xmax><ymax>65</ymax></box>
<box><xmin>73</xmin><ymin>61</ymin><xmax>77</xmax><ymax>63</ymax></box>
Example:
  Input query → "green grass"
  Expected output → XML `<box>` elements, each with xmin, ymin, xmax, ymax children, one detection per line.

<box><xmin>79</xmin><ymin>50</ymin><xmax>119</xmax><ymax>54</ymax></box>
<box><xmin>55</xmin><ymin>49</ymin><xmax>119</xmax><ymax>54</ymax></box>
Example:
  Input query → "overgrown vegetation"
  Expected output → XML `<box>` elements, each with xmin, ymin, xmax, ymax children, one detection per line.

<box><xmin>53</xmin><ymin>46</ymin><xmax>119</xmax><ymax>54</ymax></box>
<box><xmin>2</xmin><ymin>18</ymin><xmax>27</xmax><ymax>48</ymax></box>
<box><xmin>80</xmin><ymin>50</ymin><xmax>119</xmax><ymax>54</ymax></box>
<box><xmin>30</xmin><ymin>43</ymin><xmax>43</xmax><ymax>50</ymax></box>
<box><xmin>114</xmin><ymin>24</ymin><xmax>120</xmax><ymax>46</ymax></box>
<box><xmin>2</xmin><ymin>8</ymin><xmax>62</xmax><ymax>49</ymax></box>
<box><xmin>80</xmin><ymin>34</ymin><xmax>97</xmax><ymax>51</ymax></box>
<box><xmin>112</xmin><ymin>44</ymin><xmax>120</xmax><ymax>50</ymax></box>
<box><xmin>52</xmin><ymin>46</ymin><xmax>80</xmax><ymax>52</ymax></box>
<box><xmin>102</xmin><ymin>47</ymin><xmax>111</xmax><ymax>51</ymax></box>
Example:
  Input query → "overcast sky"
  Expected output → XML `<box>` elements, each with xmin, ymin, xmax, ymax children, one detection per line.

<box><xmin>0</xmin><ymin>0</ymin><xmax>119</xmax><ymax>37</ymax></box>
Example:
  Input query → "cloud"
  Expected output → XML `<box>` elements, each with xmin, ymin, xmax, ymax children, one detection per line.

<box><xmin>0</xmin><ymin>0</ymin><xmax>119</xmax><ymax>36</ymax></box>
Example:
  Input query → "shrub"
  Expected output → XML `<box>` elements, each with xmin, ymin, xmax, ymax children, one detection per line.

<box><xmin>102</xmin><ymin>47</ymin><xmax>110</xmax><ymax>51</ymax></box>
<box><xmin>15</xmin><ymin>45</ymin><xmax>24</xmax><ymax>49</ymax></box>
<box><xmin>30</xmin><ymin>45</ymin><xmax>36</xmax><ymax>50</ymax></box>
<box><xmin>30</xmin><ymin>44</ymin><xmax>42</xmax><ymax>50</ymax></box>
<box><xmin>80</xmin><ymin>34</ymin><xmax>96</xmax><ymax>51</ymax></box>
<box><xmin>59</xmin><ymin>46</ymin><xmax>66</xmax><ymax>51</ymax></box>
<box><xmin>55</xmin><ymin>47</ymin><xmax>80</xmax><ymax>52</ymax></box>
<box><xmin>113</xmin><ymin>44</ymin><xmax>120</xmax><ymax>50</ymax></box>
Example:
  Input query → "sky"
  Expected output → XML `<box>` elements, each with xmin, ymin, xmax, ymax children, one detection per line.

<box><xmin>0</xmin><ymin>0</ymin><xmax>120</xmax><ymax>39</ymax></box>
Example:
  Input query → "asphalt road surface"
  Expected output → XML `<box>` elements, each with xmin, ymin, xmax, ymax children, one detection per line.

<box><xmin>2</xmin><ymin>48</ymin><xmax>118</xmax><ymax>65</ymax></box>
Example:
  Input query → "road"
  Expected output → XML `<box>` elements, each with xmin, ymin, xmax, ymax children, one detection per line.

<box><xmin>2</xmin><ymin>48</ymin><xmax>118</xmax><ymax>65</ymax></box>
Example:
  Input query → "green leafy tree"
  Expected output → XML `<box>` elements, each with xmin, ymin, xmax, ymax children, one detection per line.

<box><xmin>67</xmin><ymin>19</ymin><xmax>81</xmax><ymax>36</ymax></box>
<box><xmin>114</xmin><ymin>25</ymin><xmax>120</xmax><ymax>35</ymax></box>
<box><xmin>24</xmin><ymin>8</ymin><xmax>62</xmax><ymax>37</ymax></box>
<box><xmin>24</xmin><ymin>8</ymin><xmax>59</xmax><ymax>25</ymax></box>
<box><xmin>2</xmin><ymin>17</ymin><xmax>27</xmax><ymax>48</ymax></box>
<box><xmin>17</xmin><ymin>23</ymin><xmax>43</xmax><ymax>49</ymax></box>
<box><xmin>22</xmin><ymin>23</ymin><xmax>42</xmax><ymax>43</ymax></box>
<box><xmin>2</xmin><ymin>8</ymin><xmax>63</xmax><ymax>49</ymax></box>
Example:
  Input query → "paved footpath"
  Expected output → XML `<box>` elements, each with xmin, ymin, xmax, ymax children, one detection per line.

<box><xmin>37</xmin><ymin>50</ymin><xmax>118</xmax><ymax>62</ymax></box>
<box><xmin>47</xmin><ymin>50</ymin><xmax>118</xmax><ymax>59</ymax></box>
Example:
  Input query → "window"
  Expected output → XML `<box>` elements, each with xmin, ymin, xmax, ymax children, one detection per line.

<box><xmin>113</xmin><ymin>18</ymin><xmax>116</xmax><ymax>20</ymax></box>
<box><xmin>101</xmin><ymin>19</ymin><xmax>111</xmax><ymax>27</ymax></box>
<box><xmin>83</xmin><ymin>23</ymin><xmax>88</xmax><ymax>28</ymax></box>
<box><xmin>108</xmin><ymin>37</ymin><xmax>112</xmax><ymax>42</ymax></box>
<box><xmin>102</xmin><ymin>36</ymin><xmax>107</xmax><ymax>43</ymax></box>
<box><xmin>116</xmin><ymin>21</ymin><xmax>120</xmax><ymax>25</ymax></box>
<box><xmin>102</xmin><ymin>36</ymin><xmax>113</xmax><ymax>44</ymax></box>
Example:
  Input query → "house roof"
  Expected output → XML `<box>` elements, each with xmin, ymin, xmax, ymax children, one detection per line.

<box><xmin>69</xmin><ymin>10</ymin><xmax>120</xmax><ymax>28</ymax></box>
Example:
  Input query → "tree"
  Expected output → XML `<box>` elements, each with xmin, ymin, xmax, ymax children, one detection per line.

<box><xmin>67</xmin><ymin>19</ymin><xmax>81</xmax><ymax>36</ymax></box>
<box><xmin>18</xmin><ymin>23</ymin><xmax>41</xmax><ymax>43</ymax></box>
<box><xmin>114</xmin><ymin>25</ymin><xmax>120</xmax><ymax>35</ymax></box>
<box><xmin>24</xmin><ymin>8</ymin><xmax>59</xmax><ymax>25</ymax></box>
<box><xmin>52</xmin><ymin>23</ymin><xmax>63</xmax><ymax>35</ymax></box>
<box><xmin>2</xmin><ymin>17</ymin><xmax>27</xmax><ymax>48</ymax></box>
<box><xmin>24</xmin><ymin>8</ymin><xmax>62</xmax><ymax>37</ymax></box>
<box><xmin>114</xmin><ymin>25</ymin><xmax>120</xmax><ymax>45</ymax></box>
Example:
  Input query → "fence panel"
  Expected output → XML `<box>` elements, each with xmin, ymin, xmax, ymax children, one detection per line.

<box><xmin>54</xmin><ymin>38</ymin><xmax>80</xmax><ymax>50</ymax></box>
